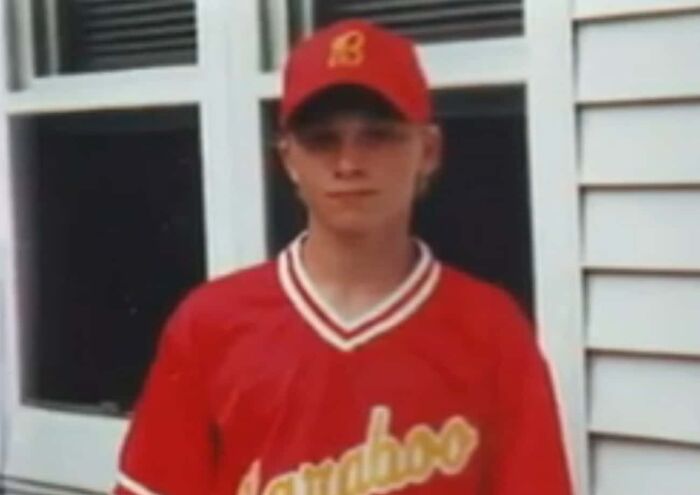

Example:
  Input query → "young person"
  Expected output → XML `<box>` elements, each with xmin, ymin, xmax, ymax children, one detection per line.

<box><xmin>115</xmin><ymin>18</ymin><xmax>572</xmax><ymax>495</ymax></box>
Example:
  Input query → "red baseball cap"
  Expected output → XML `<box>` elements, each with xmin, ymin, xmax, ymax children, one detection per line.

<box><xmin>280</xmin><ymin>19</ymin><xmax>432</xmax><ymax>127</ymax></box>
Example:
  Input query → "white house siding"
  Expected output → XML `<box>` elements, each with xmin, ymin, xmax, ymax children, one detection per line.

<box><xmin>575</xmin><ymin>1</ymin><xmax>700</xmax><ymax>494</ymax></box>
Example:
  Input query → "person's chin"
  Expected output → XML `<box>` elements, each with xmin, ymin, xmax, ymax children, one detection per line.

<box><xmin>323</xmin><ymin>213</ymin><xmax>386</xmax><ymax>238</ymax></box>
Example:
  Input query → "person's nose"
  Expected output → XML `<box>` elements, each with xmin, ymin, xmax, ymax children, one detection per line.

<box><xmin>334</xmin><ymin>135</ymin><xmax>364</xmax><ymax>179</ymax></box>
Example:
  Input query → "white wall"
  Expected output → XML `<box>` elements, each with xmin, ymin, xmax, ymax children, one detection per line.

<box><xmin>575</xmin><ymin>1</ymin><xmax>700</xmax><ymax>493</ymax></box>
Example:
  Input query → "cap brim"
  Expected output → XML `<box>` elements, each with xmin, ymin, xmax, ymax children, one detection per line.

<box><xmin>281</xmin><ymin>77</ymin><xmax>416</xmax><ymax>127</ymax></box>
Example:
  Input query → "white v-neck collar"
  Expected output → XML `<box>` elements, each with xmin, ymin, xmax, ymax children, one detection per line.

<box><xmin>277</xmin><ymin>233</ymin><xmax>441</xmax><ymax>352</ymax></box>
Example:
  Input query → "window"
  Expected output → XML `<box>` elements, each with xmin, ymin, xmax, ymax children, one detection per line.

<box><xmin>261</xmin><ymin>0</ymin><xmax>523</xmax><ymax>70</ymax></box>
<box><xmin>414</xmin><ymin>88</ymin><xmax>533</xmax><ymax>314</ymax></box>
<box><xmin>261</xmin><ymin>87</ymin><xmax>533</xmax><ymax>314</ymax></box>
<box><xmin>313</xmin><ymin>0</ymin><xmax>523</xmax><ymax>43</ymax></box>
<box><xmin>26</xmin><ymin>0</ymin><xmax>197</xmax><ymax>76</ymax></box>
<box><xmin>11</xmin><ymin>106</ymin><xmax>205</xmax><ymax>415</ymax></box>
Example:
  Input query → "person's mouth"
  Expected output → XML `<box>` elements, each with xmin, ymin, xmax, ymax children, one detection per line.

<box><xmin>326</xmin><ymin>190</ymin><xmax>378</xmax><ymax>199</ymax></box>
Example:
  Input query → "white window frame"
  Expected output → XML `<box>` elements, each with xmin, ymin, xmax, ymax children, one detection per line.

<box><xmin>7</xmin><ymin>0</ymin><xmax>200</xmax><ymax>105</ymax></box>
<box><xmin>0</xmin><ymin>0</ymin><xmax>588</xmax><ymax>493</ymax></box>
<box><xmin>0</xmin><ymin>0</ymin><xmax>240</xmax><ymax>491</ymax></box>
<box><xmin>524</xmin><ymin>1</ymin><xmax>588</xmax><ymax>494</ymax></box>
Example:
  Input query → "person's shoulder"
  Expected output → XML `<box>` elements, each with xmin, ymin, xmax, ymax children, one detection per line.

<box><xmin>436</xmin><ymin>263</ymin><xmax>536</xmax><ymax>351</ymax></box>
<box><xmin>437</xmin><ymin>262</ymin><xmax>532</xmax><ymax>331</ymax></box>
<box><xmin>424</xmin><ymin>263</ymin><xmax>534</xmax><ymax>365</ymax></box>
<box><xmin>195</xmin><ymin>259</ymin><xmax>277</xmax><ymax>297</ymax></box>
<box><xmin>176</xmin><ymin>259</ymin><xmax>280</xmax><ymax>321</ymax></box>
<box><xmin>155</xmin><ymin>260</ymin><xmax>281</xmax><ymax>371</ymax></box>
<box><xmin>437</xmin><ymin>263</ymin><xmax>519</xmax><ymax>313</ymax></box>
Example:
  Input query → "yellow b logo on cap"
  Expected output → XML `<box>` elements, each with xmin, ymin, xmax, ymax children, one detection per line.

<box><xmin>328</xmin><ymin>30</ymin><xmax>365</xmax><ymax>68</ymax></box>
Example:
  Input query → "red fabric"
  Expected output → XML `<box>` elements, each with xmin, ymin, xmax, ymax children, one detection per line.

<box><xmin>115</xmin><ymin>300</ymin><xmax>216</xmax><ymax>494</ymax></box>
<box><xmin>115</xmin><ymin>256</ymin><xmax>572</xmax><ymax>495</ymax></box>
<box><xmin>281</xmin><ymin>19</ymin><xmax>432</xmax><ymax>126</ymax></box>
<box><xmin>486</xmin><ymin>292</ymin><xmax>573</xmax><ymax>495</ymax></box>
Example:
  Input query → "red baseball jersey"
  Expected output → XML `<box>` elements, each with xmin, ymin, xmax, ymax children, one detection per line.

<box><xmin>115</xmin><ymin>237</ymin><xmax>572</xmax><ymax>495</ymax></box>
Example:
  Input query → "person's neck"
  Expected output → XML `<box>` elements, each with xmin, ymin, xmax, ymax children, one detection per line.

<box><xmin>301</xmin><ymin>223</ymin><xmax>417</xmax><ymax>321</ymax></box>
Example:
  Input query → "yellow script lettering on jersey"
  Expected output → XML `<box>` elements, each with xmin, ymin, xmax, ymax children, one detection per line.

<box><xmin>237</xmin><ymin>405</ymin><xmax>480</xmax><ymax>495</ymax></box>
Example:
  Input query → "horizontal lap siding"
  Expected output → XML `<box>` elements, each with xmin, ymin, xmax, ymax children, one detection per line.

<box><xmin>580</xmin><ymin>104</ymin><xmax>700</xmax><ymax>183</ymax></box>
<box><xmin>587</xmin><ymin>274</ymin><xmax>700</xmax><ymax>356</ymax></box>
<box><xmin>575</xmin><ymin>1</ymin><xmax>700</xmax><ymax>493</ymax></box>
<box><xmin>589</xmin><ymin>355</ymin><xmax>700</xmax><ymax>443</ymax></box>
<box><xmin>576</xmin><ymin>0</ymin><xmax>700</xmax><ymax>14</ymax></box>
<box><xmin>583</xmin><ymin>190</ymin><xmax>700</xmax><ymax>269</ymax></box>
<box><xmin>578</xmin><ymin>14</ymin><xmax>700</xmax><ymax>100</ymax></box>
<box><xmin>592</xmin><ymin>439</ymin><xmax>700</xmax><ymax>495</ymax></box>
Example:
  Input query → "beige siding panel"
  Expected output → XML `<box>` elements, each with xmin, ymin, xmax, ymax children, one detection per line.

<box><xmin>576</xmin><ymin>0</ymin><xmax>700</xmax><ymax>17</ymax></box>
<box><xmin>584</xmin><ymin>190</ymin><xmax>700</xmax><ymax>269</ymax></box>
<box><xmin>593</xmin><ymin>438</ymin><xmax>700</xmax><ymax>495</ymax></box>
<box><xmin>589</xmin><ymin>354</ymin><xmax>700</xmax><ymax>443</ymax></box>
<box><xmin>580</xmin><ymin>104</ymin><xmax>700</xmax><ymax>183</ymax></box>
<box><xmin>587</xmin><ymin>274</ymin><xmax>700</xmax><ymax>355</ymax></box>
<box><xmin>578</xmin><ymin>14</ymin><xmax>700</xmax><ymax>100</ymax></box>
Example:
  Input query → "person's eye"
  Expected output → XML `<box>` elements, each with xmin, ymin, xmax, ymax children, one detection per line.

<box><xmin>296</xmin><ymin>129</ymin><xmax>339</xmax><ymax>151</ymax></box>
<box><xmin>361</xmin><ymin>125</ymin><xmax>406</xmax><ymax>146</ymax></box>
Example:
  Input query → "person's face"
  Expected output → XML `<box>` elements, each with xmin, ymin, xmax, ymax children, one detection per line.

<box><xmin>278</xmin><ymin>110</ymin><xmax>442</xmax><ymax>236</ymax></box>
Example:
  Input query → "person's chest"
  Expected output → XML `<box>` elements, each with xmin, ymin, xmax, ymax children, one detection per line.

<box><xmin>202</xmin><ymin>304</ymin><xmax>498</xmax><ymax>495</ymax></box>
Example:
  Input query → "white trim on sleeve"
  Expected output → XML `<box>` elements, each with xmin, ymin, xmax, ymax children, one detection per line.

<box><xmin>117</xmin><ymin>472</ymin><xmax>162</xmax><ymax>495</ymax></box>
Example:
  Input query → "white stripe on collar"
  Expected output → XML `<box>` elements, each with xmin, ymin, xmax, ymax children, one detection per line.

<box><xmin>277</xmin><ymin>233</ymin><xmax>441</xmax><ymax>352</ymax></box>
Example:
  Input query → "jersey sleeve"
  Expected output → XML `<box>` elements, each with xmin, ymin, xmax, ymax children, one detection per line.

<box><xmin>114</xmin><ymin>296</ymin><xmax>216</xmax><ymax>495</ymax></box>
<box><xmin>488</xmin><ymin>294</ymin><xmax>573</xmax><ymax>495</ymax></box>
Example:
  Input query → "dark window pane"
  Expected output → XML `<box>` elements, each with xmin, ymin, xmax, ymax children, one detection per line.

<box><xmin>295</xmin><ymin>0</ymin><xmax>523</xmax><ymax>45</ymax></box>
<box><xmin>11</xmin><ymin>107</ymin><xmax>205</xmax><ymax>415</ymax></box>
<box><xmin>261</xmin><ymin>102</ymin><xmax>307</xmax><ymax>256</ymax></box>
<box><xmin>261</xmin><ymin>87</ymin><xmax>533</xmax><ymax>315</ymax></box>
<box><xmin>32</xmin><ymin>0</ymin><xmax>196</xmax><ymax>75</ymax></box>
<box><xmin>415</xmin><ymin>88</ymin><xmax>533</xmax><ymax>315</ymax></box>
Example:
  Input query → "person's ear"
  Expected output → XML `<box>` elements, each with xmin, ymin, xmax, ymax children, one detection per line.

<box><xmin>277</xmin><ymin>135</ymin><xmax>300</xmax><ymax>184</ymax></box>
<box><xmin>413</xmin><ymin>124</ymin><xmax>442</xmax><ymax>199</ymax></box>
<box><xmin>421</xmin><ymin>124</ymin><xmax>443</xmax><ymax>177</ymax></box>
